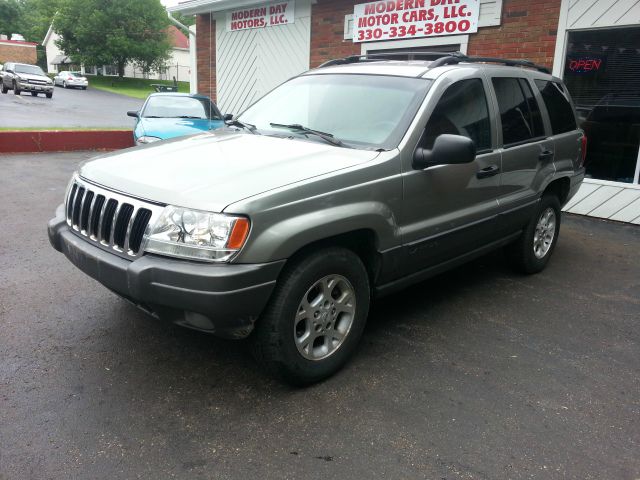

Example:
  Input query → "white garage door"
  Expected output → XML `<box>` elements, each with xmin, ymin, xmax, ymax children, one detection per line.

<box><xmin>215</xmin><ymin>0</ymin><xmax>311</xmax><ymax>116</ymax></box>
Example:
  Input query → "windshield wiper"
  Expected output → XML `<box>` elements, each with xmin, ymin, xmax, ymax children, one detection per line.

<box><xmin>226</xmin><ymin>119</ymin><xmax>258</xmax><ymax>135</ymax></box>
<box><xmin>269</xmin><ymin>123</ymin><xmax>349</xmax><ymax>148</ymax></box>
<box><xmin>177</xmin><ymin>115</ymin><xmax>205</xmax><ymax>119</ymax></box>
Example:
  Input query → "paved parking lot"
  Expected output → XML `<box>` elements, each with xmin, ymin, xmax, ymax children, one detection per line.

<box><xmin>0</xmin><ymin>86</ymin><xmax>143</xmax><ymax>129</ymax></box>
<box><xmin>1</xmin><ymin>152</ymin><xmax>639</xmax><ymax>480</ymax></box>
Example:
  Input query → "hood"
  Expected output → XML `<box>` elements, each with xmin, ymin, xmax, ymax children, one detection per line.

<box><xmin>138</xmin><ymin>117</ymin><xmax>225</xmax><ymax>139</ymax></box>
<box><xmin>16</xmin><ymin>72</ymin><xmax>50</xmax><ymax>82</ymax></box>
<box><xmin>79</xmin><ymin>129</ymin><xmax>380</xmax><ymax>212</ymax></box>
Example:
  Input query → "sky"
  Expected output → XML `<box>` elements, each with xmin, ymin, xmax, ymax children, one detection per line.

<box><xmin>160</xmin><ymin>0</ymin><xmax>182</xmax><ymax>7</ymax></box>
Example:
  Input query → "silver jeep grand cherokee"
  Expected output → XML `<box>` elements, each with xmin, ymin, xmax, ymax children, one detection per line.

<box><xmin>49</xmin><ymin>53</ymin><xmax>586</xmax><ymax>385</ymax></box>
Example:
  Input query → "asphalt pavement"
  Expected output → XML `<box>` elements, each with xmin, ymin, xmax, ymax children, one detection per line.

<box><xmin>0</xmin><ymin>85</ymin><xmax>143</xmax><ymax>129</ymax></box>
<box><xmin>1</xmin><ymin>152</ymin><xmax>639</xmax><ymax>480</ymax></box>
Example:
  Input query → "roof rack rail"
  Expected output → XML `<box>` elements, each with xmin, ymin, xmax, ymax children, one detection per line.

<box><xmin>318</xmin><ymin>51</ymin><xmax>551</xmax><ymax>74</ymax></box>
<box><xmin>429</xmin><ymin>54</ymin><xmax>551</xmax><ymax>73</ymax></box>
<box><xmin>317</xmin><ymin>51</ymin><xmax>458</xmax><ymax>68</ymax></box>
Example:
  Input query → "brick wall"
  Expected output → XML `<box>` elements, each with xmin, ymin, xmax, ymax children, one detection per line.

<box><xmin>310</xmin><ymin>0</ymin><xmax>360</xmax><ymax>68</ymax></box>
<box><xmin>195</xmin><ymin>0</ymin><xmax>562</xmax><ymax>99</ymax></box>
<box><xmin>195</xmin><ymin>13</ymin><xmax>216</xmax><ymax>100</ymax></box>
<box><xmin>310</xmin><ymin>0</ymin><xmax>561</xmax><ymax>70</ymax></box>
<box><xmin>467</xmin><ymin>0</ymin><xmax>561</xmax><ymax>69</ymax></box>
<box><xmin>0</xmin><ymin>41</ymin><xmax>37</xmax><ymax>64</ymax></box>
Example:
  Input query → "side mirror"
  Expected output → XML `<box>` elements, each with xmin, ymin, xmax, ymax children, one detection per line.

<box><xmin>6</xmin><ymin>69</ymin><xmax>13</xmax><ymax>74</ymax></box>
<box><xmin>127</xmin><ymin>110</ymin><xmax>139</xmax><ymax>118</ymax></box>
<box><xmin>413</xmin><ymin>134</ymin><xmax>476</xmax><ymax>170</ymax></box>
<box><xmin>223</xmin><ymin>113</ymin><xmax>233</xmax><ymax>121</ymax></box>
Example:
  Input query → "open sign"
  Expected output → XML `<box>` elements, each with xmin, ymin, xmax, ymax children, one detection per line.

<box><xmin>567</xmin><ymin>56</ymin><xmax>604</xmax><ymax>74</ymax></box>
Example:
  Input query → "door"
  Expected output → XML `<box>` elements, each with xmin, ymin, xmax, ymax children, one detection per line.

<box><xmin>488</xmin><ymin>74</ymin><xmax>556</xmax><ymax>232</ymax></box>
<box><xmin>400</xmin><ymin>73</ymin><xmax>502</xmax><ymax>273</ymax></box>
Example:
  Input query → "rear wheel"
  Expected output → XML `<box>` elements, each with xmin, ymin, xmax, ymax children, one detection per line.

<box><xmin>63</xmin><ymin>81</ymin><xmax>67</xmax><ymax>88</ymax></box>
<box><xmin>252</xmin><ymin>247</ymin><xmax>370</xmax><ymax>385</ymax></box>
<box><xmin>506</xmin><ymin>193</ymin><xmax>561</xmax><ymax>274</ymax></box>
<box><xmin>31</xmin><ymin>91</ymin><xmax>38</xmax><ymax>97</ymax></box>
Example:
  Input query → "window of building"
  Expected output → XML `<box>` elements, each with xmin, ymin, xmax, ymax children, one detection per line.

<box><xmin>564</xmin><ymin>27</ymin><xmax>640</xmax><ymax>184</ymax></box>
<box><xmin>103</xmin><ymin>65</ymin><xmax>118</xmax><ymax>76</ymax></box>
<box><xmin>368</xmin><ymin>44</ymin><xmax>461</xmax><ymax>61</ymax></box>
<box><xmin>492</xmin><ymin>77</ymin><xmax>544</xmax><ymax>146</ymax></box>
<box><xmin>422</xmin><ymin>78</ymin><xmax>491</xmax><ymax>152</ymax></box>
<box><xmin>535</xmin><ymin>80</ymin><xmax>577</xmax><ymax>135</ymax></box>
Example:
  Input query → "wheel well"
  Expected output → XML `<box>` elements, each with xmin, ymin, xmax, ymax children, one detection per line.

<box><xmin>285</xmin><ymin>229</ymin><xmax>381</xmax><ymax>284</ymax></box>
<box><xmin>544</xmin><ymin>177</ymin><xmax>570</xmax><ymax>206</ymax></box>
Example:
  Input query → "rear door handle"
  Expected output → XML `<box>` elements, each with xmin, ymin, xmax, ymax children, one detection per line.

<box><xmin>476</xmin><ymin>164</ymin><xmax>500</xmax><ymax>179</ymax></box>
<box><xmin>539</xmin><ymin>150</ymin><xmax>554</xmax><ymax>161</ymax></box>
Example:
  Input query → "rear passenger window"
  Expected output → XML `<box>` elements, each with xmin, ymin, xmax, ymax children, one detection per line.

<box><xmin>492</xmin><ymin>77</ymin><xmax>545</xmax><ymax>146</ymax></box>
<box><xmin>535</xmin><ymin>80</ymin><xmax>577</xmax><ymax>134</ymax></box>
<box><xmin>423</xmin><ymin>79</ymin><xmax>491</xmax><ymax>152</ymax></box>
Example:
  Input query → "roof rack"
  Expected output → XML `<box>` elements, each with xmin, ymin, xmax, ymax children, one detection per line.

<box><xmin>318</xmin><ymin>51</ymin><xmax>457</xmax><ymax>68</ymax></box>
<box><xmin>318</xmin><ymin>51</ymin><xmax>551</xmax><ymax>74</ymax></box>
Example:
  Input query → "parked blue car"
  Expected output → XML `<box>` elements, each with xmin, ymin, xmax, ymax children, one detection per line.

<box><xmin>127</xmin><ymin>93</ymin><xmax>225</xmax><ymax>145</ymax></box>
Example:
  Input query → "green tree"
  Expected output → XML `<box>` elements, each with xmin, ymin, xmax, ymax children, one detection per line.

<box><xmin>21</xmin><ymin>0</ymin><xmax>61</xmax><ymax>42</ymax></box>
<box><xmin>54</xmin><ymin>0</ymin><xmax>171</xmax><ymax>78</ymax></box>
<box><xmin>0</xmin><ymin>0</ymin><xmax>25</xmax><ymax>38</ymax></box>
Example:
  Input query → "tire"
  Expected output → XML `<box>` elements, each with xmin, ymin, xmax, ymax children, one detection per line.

<box><xmin>63</xmin><ymin>81</ymin><xmax>67</xmax><ymax>88</ymax></box>
<box><xmin>1</xmin><ymin>82</ymin><xmax>7</xmax><ymax>94</ymax></box>
<box><xmin>252</xmin><ymin>247</ymin><xmax>371</xmax><ymax>386</ymax></box>
<box><xmin>506</xmin><ymin>193</ymin><xmax>561</xmax><ymax>274</ymax></box>
<box><xmin>81</xmin><ymin>86</ymin><xmax>87</xmax><ymax>90</ymax></box>
<box><xmin>46</xmin><ymin>92</ymin><xmax>53</xmax><ymax>99</ymax></box>
<box><xmin>31</xmin><ymin>91</ymin><xmax>37</xmax><ymax>97</ymax></box>
<box><xmin>13</xmin><ymin>82</ymin><xmax>20</xmax><ymax>95</ymax></box>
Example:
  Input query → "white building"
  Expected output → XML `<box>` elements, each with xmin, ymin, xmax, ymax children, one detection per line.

<box><xmin>42</xmin><ymin>24</ymin><xmax>191</xmax><ymax>82</ymax></box>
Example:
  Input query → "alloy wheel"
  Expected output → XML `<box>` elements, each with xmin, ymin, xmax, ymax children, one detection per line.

<box><xmin>294</xmin><ymin>274</ymin><xmax>356</xmax><ymax>361</ymax></box>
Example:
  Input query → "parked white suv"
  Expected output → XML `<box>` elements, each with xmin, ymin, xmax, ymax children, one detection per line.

<box><xmin>1</xmin><ymin>62</ymin><xmax>54</xmax><ymax>98</ymax></box>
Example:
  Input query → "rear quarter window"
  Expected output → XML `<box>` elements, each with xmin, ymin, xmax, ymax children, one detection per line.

<box><xmin>535</xmin><ymin>80</ymin><xmax>577</xmax><ymax>134</ymax></box>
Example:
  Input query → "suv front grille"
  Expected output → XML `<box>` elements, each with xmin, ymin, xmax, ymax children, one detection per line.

<box><xmin>64</xmin><ymin>176</ymin><xmax>165</xmax><ymax>259</ymax></box>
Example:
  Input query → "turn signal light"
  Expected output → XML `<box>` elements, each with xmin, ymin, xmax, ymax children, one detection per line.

<box><xmin>227</xmin><ymin>218</ymin><xmax>250</xmax><ymax>249</ymax></box>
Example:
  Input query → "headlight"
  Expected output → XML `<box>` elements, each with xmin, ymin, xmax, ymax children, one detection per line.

<box><xmin>144</xmin><ymin>206</ymin><xmax>250</xmax><ymax>262</ymax></box>
<box><xmin>136</xmin><ymin>136</ymin><xmax>161</xmax><ymax>145</ymax></box>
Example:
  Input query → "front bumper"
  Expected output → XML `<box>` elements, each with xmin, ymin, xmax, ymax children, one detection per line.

<box><xmin>48</xmin><ymin>207</ymin><xmax>285</xmax><ymax>338</ymax></box>
<box><xmin>19</xmin><ymin>82</ymin><xmax>53</xmax><ymax>93</ymax></box>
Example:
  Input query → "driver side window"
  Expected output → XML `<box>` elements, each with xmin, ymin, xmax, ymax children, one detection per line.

<box><xmin>422</xmin><ymin>78</ymin><xmax>492</xmax><ymax>152</ymax></box>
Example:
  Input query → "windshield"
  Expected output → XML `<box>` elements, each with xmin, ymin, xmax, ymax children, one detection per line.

<box><xmin>15</xmin><ymin>64</ymin><xmax>45</xmax><ymax>76</ymax></box>
<box><xmin>238</xmin><ymin>74</ymin><xmax>431</xmax><ymax>149</ymax></box>
<box><xmin>142</xmin><ymin>96</ymin><xmax>221</xmax><ymax>119</ymax></box>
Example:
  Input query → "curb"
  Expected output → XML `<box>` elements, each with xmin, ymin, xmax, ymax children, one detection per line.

<box><xmin>0</xmin><ymin>130</ymin><xmax>134</xmax><ymax>153</ymax></box>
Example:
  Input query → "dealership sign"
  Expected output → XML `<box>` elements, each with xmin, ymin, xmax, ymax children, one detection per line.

<box><xmin>353</xmin><ymin>0</ymin><xmax>479</xmax><ymax>42</ymax></box>
<box><xmin>227</xmin><ymin>1</ymin><xmax>295</xmax><ymax>32</ymax></box>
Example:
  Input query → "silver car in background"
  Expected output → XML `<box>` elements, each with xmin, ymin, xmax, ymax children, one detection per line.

<box><xmin>53</xmin><ymin>71</ymin><xmax>88</xmax><ymax>90</ymax></box>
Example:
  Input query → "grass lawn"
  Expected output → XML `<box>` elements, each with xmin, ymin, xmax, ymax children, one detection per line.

<box><xmin>87</xmin><ymin>75</ymin><xmax>190</xmax><ymax>99</ymax></box>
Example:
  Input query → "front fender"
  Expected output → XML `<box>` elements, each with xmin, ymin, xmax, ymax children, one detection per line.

<box><xmin>234</xmin><ymin>201</ymin><xmax>399</xmax><ymax>263</ymax></box>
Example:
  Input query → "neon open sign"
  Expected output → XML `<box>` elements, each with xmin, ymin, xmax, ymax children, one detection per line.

<box><xmin>568</xmin><ymin>57</ymin><xmax>603</xmax><ymax>74</ymax></box>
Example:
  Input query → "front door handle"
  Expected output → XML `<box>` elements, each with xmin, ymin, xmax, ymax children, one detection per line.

<box><xmin>539</xmin><ymin>150</ymin><xmax>554</xmax><ymax>161</ymax></box>
<box><xmin>476</xmin><ymin>164</ymin><xmax>500</xmax><ymax>179</ymax></box>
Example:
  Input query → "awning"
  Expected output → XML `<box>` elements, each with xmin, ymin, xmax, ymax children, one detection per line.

<box><xmin>168</xmin><ymin>0</ymin><xmax>265</xmax><ymax>15</ymax></box>
<box><xmin>51</xmin><ymin>54</ymin><xmax>71</xmax><ymax>65</ymax></box>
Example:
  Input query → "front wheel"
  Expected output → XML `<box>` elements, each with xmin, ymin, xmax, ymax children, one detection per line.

<box><xmin>46</xmin><ymin>92</ymin><xmax>53</xmax><ymax>99</ymax></box>
<box><xmin>252</xmin><ymin>247</ymin><xmax>370</xmax><ymax>385</ymax></box>
<box><xmin>1</xmin><ymin>83</ymin><xmax>8</xmax><ymax>93</ymax></box>
<box><xmin>13</xmin><ymin>82</ymin><xmax>20</xmax><ymax>95</ymax></box>
<box><xmin>506</xmin><ymin>194</ymin><xmax>561</xmax><ymax>274</ymax></box>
